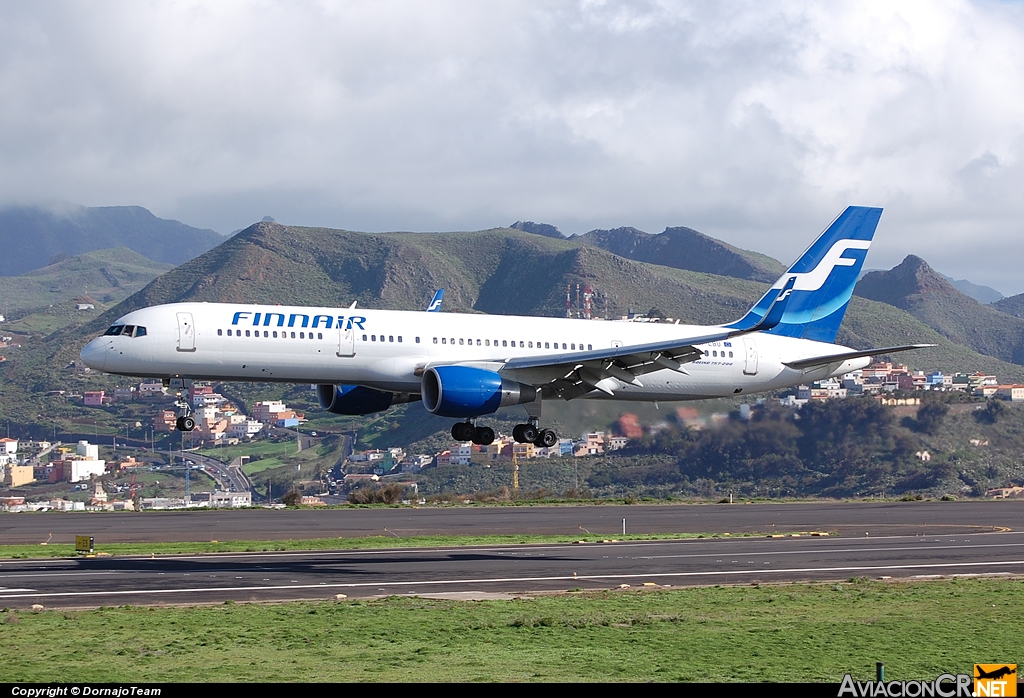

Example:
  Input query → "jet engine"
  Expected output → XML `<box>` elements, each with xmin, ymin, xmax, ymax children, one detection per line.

<box><xmin>421</xmin><ymin>366</ymin><xmax>537</xmax><ymax>418</ymax></box>
<box><xmin>316</xmin><ymin>384</ymin><xmax>419</xmax><ymax>416</ymax></box>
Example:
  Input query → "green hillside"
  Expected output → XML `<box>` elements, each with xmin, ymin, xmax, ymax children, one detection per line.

<box><xmin>0</xmin><ymin>247</ymin><xmax>171</xmax><ymax>318</ymax></box>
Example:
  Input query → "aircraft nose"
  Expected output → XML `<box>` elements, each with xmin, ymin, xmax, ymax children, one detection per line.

<box><xmin>80</xmin><ymin>337</ymin><xmax>110</xmax><ymax>371</ymax></box>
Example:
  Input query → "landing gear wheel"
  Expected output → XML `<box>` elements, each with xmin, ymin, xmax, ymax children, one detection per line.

<box><xmin>179</xmin><ymin>416</ymin><xmax>196</xmax><ymax>432</ymax></box>
<box><xmin>473</xmin><ymin>426</ymin><xmax>495</xmax><ymax>446</ymax></box>
<box><xmin>533</xmin><ymin>428</ymin><xmax>557</xmax><ymax>448</ymax></box>
<box><xmin>518</xmin><ymin>423</ymin><xmax>539</xmax><ymax>443</ymax></box>
<box><xmin>451</xmin><ymin>422</ymin><xmax>475</xmax><ymax>442</ymax></box>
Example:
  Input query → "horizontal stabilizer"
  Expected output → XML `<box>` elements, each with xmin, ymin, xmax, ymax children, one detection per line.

<box><xmin>783</xmin><ymin>344</ymin><xmax>935</xmax><ymax>371</ymax></box>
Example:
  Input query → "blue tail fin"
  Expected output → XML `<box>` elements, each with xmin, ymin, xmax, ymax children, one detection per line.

<box><xmin>727</xmin><ymin>206</ymin><xmax>881</xmax><ymax>343</ymax></box>
<box><xmin>426</xmin><ymin>289</ymin><xmax>444</xmax><ymax>312</ymax></box>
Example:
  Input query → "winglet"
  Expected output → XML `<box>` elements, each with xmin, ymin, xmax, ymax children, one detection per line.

<box><xmin>427</xmin><ymin>289</ymin><xmax>444</xmax><ymax>312</ymax></box>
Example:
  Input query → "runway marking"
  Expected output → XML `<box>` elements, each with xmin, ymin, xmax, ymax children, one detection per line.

<box><xmin>0</xmin><ymin>571</ymin><xmax>125</xmax><ymax>580</ymax></box>
<box><xmin>634</xmin><ymin>541</ymin><xmax>1024</xmax><ymax>560</ymax></box>
<box><xmin>1</xmin><ymin>559</ymin><xmax>1023</xmax><ymax>600</ymax></box>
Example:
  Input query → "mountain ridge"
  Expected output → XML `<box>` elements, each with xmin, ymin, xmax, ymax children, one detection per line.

<box><xmin>854</xmin><ymin>255</ymin><xmax>1024</xmax><ymax>366</ymax></box>
<box><xmin>0</xmin><ymin>203</ymin><xmax>225</xmax><ymax>276</ymax></box>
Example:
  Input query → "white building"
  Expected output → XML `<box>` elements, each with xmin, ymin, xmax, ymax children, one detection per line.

<box><xmin>138</xmin><ymin>381</ymin><xmax>166</xmax><ymax>397</ymax></box>
<box><xmin>252</xmin><ymin>400</ymin><xmax>287</xmax><ymax>423</ymax></box>
<box><xmin>209</xmin><ymin>491</ymin><xmax>252</xmax><ymax>508</ymax></box>
<box><xmin>77</xmin><ymin>440</ymin><xmax>99</xmax><ymax>460</ymax></box>
<box><xmin>227</xmin><ymin>415</ymin><xmax>263</xmax><ymax>438</ymax></box>
<box><xmin>0</xmin><ymin>437</ymin><xmax>18</xmax><ymax>455</ymax></box>
<box><xmin>71</xmin><ymin>459</ymin><xmax>106</xmax><ymax>482</ymax></box>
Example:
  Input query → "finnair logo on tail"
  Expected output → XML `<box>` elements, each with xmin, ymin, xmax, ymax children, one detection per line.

<box><xmin>773</xmin><ymin>239</ymin><xmax>871</xmax><ymax>293</ymax></box>
<box><xmin>777</xmin><ymin>278</ymin><xmax>796</xmax><ymax>301</ymax></box>
<box><xmin>427</xmin><ymin>289</ymin><xmax>444</xmax><ymax>312</ymax></box>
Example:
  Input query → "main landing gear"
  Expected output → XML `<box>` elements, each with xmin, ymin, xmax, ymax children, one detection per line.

<box><xmin>175</xmin><ymin>415</ymin><xmax>196</xmax><ymax>432</ymax></box>
<box><xmin>451</xmin><ymin>421</ymin><xmax>494</xmax><ymax>445</ymax></box>
<box><xmin>513</xmin><ymin>422</ymin><xmax>558</xmax><ymax>448</ymax></box>
<box><xmin>451</xmin><ymin>420</ymin><xmax>558</xmax><ymax>448</ymax></box>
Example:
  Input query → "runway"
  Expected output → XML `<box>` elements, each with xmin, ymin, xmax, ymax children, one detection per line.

<box><xmin>3</xmin><ymin>500</ymin><xmax>1023</xmax><ymax>544</ymax></box>
<box><xmin>1</xmin><ymin>517</ymin><xmax>1023</xmax><ymax>609</ymax></box>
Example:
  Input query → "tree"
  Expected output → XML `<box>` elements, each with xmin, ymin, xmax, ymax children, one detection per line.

<box><xmin>976</xmin><ymin>399</ymin><xmax>1006</xmax><ymax>424</ymax></box>
<box><xmin>909</xmin><ymin>402</ymin><xmax>949</xmax><ymax>434</ymax></box>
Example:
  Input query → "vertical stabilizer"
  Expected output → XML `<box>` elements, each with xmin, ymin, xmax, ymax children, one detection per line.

<box><xmin>426</xmin><ymin>289</ymin><xmax>444</xmax><ymax>312</ymax></box>
<box><xmin>727</xmin><ymin>206</ymin><xmax>882</xmax><ymax>343</ymax></box>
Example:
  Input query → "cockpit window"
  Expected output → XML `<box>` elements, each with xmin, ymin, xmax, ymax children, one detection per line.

<box><xmin>103</xmin><ymin>324</ymin><xmax>146</xmax><ymax>337</ymax></box>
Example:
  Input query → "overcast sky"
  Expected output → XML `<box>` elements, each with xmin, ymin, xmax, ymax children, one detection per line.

<box><xmin>2</xmin><ymin>1</ymin><xmax>1023</xmax><ymax>294</ymax></box>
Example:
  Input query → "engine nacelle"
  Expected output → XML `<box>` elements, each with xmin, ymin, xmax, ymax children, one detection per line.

<box><xmin>316</xmin><ymin>384</ymin><xmax>419</xmax><ymax>416</ymax></box>
<box><xmin>421</xmin><ymin>366</ymin><xmax>537</xmax><ymax>418</ymax></box>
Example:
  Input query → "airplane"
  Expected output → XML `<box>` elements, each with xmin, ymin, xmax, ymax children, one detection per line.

<box><xmin>79</xmin><ymin>206</ymin><xmax>931</xmax><ymax>446</ymax></box>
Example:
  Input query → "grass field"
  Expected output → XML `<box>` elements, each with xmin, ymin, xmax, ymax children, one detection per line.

<box><xmin>0</xmin><ymin>531</ymin><xmax>757</xmax><ymax>559</ymax></box>
<box><xmin>1</xmin><ymin>577</ymin><xmax>1020</xmax><ymax>682</ymax></box>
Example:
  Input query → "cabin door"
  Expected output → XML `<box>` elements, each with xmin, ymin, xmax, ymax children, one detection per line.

<box><xmin>743</xmin><ymin>336</ymin><xmax>758</xmax><ymax>375</ymax></box>
<box><xmin>176</xmin><ymin>312</ymin><xmax>196</xmax><ymax>352</ymax></box>
<box><xmin>337</xmin><ymin>323</ymin><xmax>356</xmax><ymax>357</ymax></box>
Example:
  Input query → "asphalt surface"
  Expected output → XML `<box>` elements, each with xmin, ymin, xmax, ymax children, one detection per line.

<box><xmin>2</xmin><ymin>530</ymin><xmax>1023</xmax><ymax>609</ymax></box>
<box><xmin>1</xmin><ymin>501</ymin><xmax>1023</xmax><ymax>608</ymax></box>
<box><xmin>1</xmin><ymin>500</ymin><xmax>1021</xmax><ymax>544</ymax></box>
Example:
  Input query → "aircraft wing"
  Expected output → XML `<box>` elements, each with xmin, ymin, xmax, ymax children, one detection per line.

<box><xmin>782</xmin><ymin>344</ymin><xmax>935</xmax><ymax>371</ymax></box>
<box><xmin>500</xmin><ymin>330</ymin><xmax>735</xmax><ymax>400</ymax></box>
<box><xmin>498</xmin><ymin>278</ymin><xmax>797</xmax><ymax>400</ymax></box>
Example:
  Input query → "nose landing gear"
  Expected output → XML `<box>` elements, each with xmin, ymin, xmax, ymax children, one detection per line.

<box><xmin>168</xmin><ymin>378</ymin><xmax>196</xmax><ymax>432</ymax></box>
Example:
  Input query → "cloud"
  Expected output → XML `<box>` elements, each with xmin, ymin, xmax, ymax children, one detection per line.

<box><xmin>1</xmin><ymin>0</ymin><xmax>1023</xmax><ymax>292</ymax></box>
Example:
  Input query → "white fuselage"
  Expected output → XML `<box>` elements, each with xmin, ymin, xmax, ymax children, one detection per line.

<box><xmin>80</xmin><ymin>302</ymin><xmax>869</xmax><ymax>402</ymax></box>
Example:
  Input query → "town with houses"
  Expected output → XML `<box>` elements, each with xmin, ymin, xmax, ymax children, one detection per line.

<box><xmin>2</xmin><ymin>360</ymin><xmax>1023</xmax><ymax>512</ymax></box>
